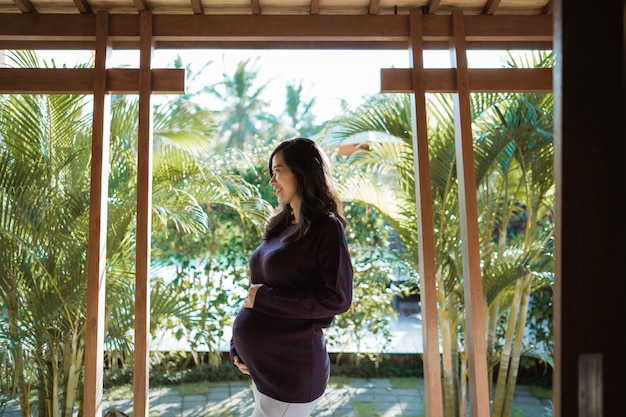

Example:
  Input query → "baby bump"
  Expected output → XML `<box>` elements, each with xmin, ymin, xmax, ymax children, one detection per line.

<box><xmin>232</xmin><ymin>308</ymin><xmax>325</xmax><ymax>367</ymax></box>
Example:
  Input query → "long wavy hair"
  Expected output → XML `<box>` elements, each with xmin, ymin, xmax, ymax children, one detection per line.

<box><xmin>264</xmin><ymin>137</ymin><xmax>345</xmax><ymax>242</ymax></box>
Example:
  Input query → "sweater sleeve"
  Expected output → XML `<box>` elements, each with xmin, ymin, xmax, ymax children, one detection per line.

<box><xmin>251</xmin><ymin>217</ymin><xmax>353</xmax><ymax>319</ymax></box>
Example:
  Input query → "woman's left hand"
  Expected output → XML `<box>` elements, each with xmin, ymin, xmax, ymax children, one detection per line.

<box><xmin>243</xmin><ymin>283</ymin><xmax>263</xmax><ymax>309</ymax></box>
<box><xmin>233</xmin><ymin>355</ymin><xmax>250</xmax><ymax>375</ymax></box>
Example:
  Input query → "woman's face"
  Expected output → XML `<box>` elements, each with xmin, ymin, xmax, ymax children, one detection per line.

<box><xmin>269</xmin><ymin>151</ymin><xmax>301</xmax><ymax>209</ymax></box>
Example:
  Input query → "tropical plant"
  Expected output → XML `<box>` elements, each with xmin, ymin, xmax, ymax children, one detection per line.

<box><xmin>0</xmin><ymin>62</ymin><xmax>94</xmax><ymax>416</ymax></box>
<box><xmin>0</xmin><ymin>50</ymin><xmax>271</xmax><ymax>417</ymax></box>
<box><xmin>206</xmin><ymin>58</ymin><xmax>273</xmax><ymax>149</ymax></box>
<box><xmin>98</xmin><ymin>92</ymin><xmax>274</xmax><ymax>370</ymax></box>
<box><xmin>328</xmin><ymin>51</ymin><xmax>555</xmax><ymax>417</ymax></box>
<box><xmin>282</xmin><ymin>80</ymin><xmax>323</xmax><ymax>138</ymax></box>
<box><xmin>324</xmin><ymin>201</ymin><xmax>398</xmax><ymax>365</ymax></box>
<box><xmin>474</xmin><ymin>55</ymin><xmax>555</xmax><ymax>417</ymax></box>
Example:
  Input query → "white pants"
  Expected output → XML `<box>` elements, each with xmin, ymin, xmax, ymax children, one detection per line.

<box><xmin>250</xmin><ymin>382</ymin><xmax>322</xmax><ymax>417</ymax></box>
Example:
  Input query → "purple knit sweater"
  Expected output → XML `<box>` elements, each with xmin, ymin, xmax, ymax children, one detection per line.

<box><xmin>230</xmin><ymin>214</ymin><xmax>353</xmax><ymax>403</ymax></box>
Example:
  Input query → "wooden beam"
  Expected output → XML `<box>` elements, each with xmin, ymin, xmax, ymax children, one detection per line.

<box><xmin>72</xmin><ymin>0</ymin><xmax>92</xmax><ymax>14</ymax></box>
<box><xmin>134</xmin><ymin>0</ymin><xmax>149</xmax><ymax>12</ymax></box>
<box><xmin>0</xmin><ymin>68</ymin><xmax>184</xmax><ymax>94</ymax></box>
<box><xmin>12</xmin><ymin>0</ymin><xmax>36</xmax><ymax>13</ymax></box>
<box><xmin>449</xmin><ymin>10</ymin><xmax>491</xmax><ymax>417</ymax></box>
<box><xmin>189</xmin><ymin>0</ymin><xmax>203</xmax><ymax>14</ymax></box>
<box><xmin>482</xmin><ymin>0</ymin><xmax>502</xmax><ymax>15</ymax></box>
<box><xmin>368</xmin><ymin>0</ymin><xmax>380</xmax><ymax>15</ymax></box>
<box><xmin>0</xmin><ymin>39</ymin><xmax>554</xmax><ymax>51</ymax></box>
<box><xmin>133</xmin><ymin>10</ymin><xmax>154</xmax><ymax>417</ymax></box>
<box><xmin>542</xmin><ymin>0</ymin><xmax>554</xmax><ymax>15</ymax></box>
<box><xmin>310</xmin><ymin>0</ymin><xmax>320</xmax><ymax>15</ymax></box>
<box><xmin>407</xmin><ymin>9</ymin><xmax>444</xmax><ymax>417</ymax></box>
<box><xmin>380</xmin><ymin>67</ymin><xmax>553</xmax><ymax>93</ymax></box>
<box><xmin>0</xmin><ymin>13</ymin><xmax>553</xmax><ymax>50</ymax></box>
<box><xmin>424</xmin><ymin>0</ymin><xmax>441</xmax><ymax>15</ymax></box>
<box><xmin>250</xmin><ymin>0</ymin><xmax>261</xmax><ymax>14</ymax></box>
<box><xmin>83</xmin><ymin>10</ymin><xmax>111</xmax><ymax>417</ymax></box>
<box><xmin>155</xmin><ymin>14</ymin><xmax>553</xmax><ymax>42</ymax></box>
<box><xmin>108</xmin><ymin>68</ymin><xmax>184</xmax><ymax>94</ymax></box>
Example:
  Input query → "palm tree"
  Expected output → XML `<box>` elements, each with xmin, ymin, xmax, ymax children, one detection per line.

<box><xmin>282</xmin><ymin>80</ymin><xmax>322</xmax><ymax>138</ymax></box>
<box><xmin>473</xmin><ymin>55</ymin><xmax>555</xmax><ymax>416</ymax></box>
<box><xmin>104</xmin><ymin>93</ymin><xmax>273</xmax><ymax>368</ymax></box>
<box><xmin>0</xmin><ymin>50</ymin><xmax>272</xmax><ymax>417</ymax></box>
<box><xmin>329</xmin><ymin>50</ymin><xmax>554</xmax><ymax>417</ymax></box>
<box><xmin>0</xmin><ymin>76</ymin><xmax>94</xmax><ymax>417</ymax></box>
<box><xmin>206</xmin><ymin>58</ymin><xmax>272</xmax><ymax>149</ymax></box>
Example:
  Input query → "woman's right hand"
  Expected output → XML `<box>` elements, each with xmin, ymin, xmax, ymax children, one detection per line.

<box><xmin>233</xmin><ymin>355</ymin><xmax>250</xmax><ymax>375</ymax></box>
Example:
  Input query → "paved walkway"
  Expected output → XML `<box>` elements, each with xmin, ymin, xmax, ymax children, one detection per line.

<box><xmin>1</xmin><ymin>377</ymin><xmax>552</xmax><ymax>417</ymax></box>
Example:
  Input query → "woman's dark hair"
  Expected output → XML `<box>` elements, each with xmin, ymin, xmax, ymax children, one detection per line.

<box><xmin>264</xmin><ymin>137</ymin><xmax>345</xmax><ymax>242</ymax></box>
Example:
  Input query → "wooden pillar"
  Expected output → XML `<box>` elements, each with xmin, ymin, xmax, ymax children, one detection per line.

<box><xmin>449</xmin><ymin>10</ymin><xmax>490</xmax><ymax>417</ymax></box>
<box><xmin>83</xmin><ymin>10</ymin><xmax>112</xmax><ymax>417</ymax></box>
<box><xmin>133</xmin><ymin>10</ymin><xmax>154</xmax><ymax>417</ymax></box>
<box><xmin>407</xmin><ymin>10</ymin><xmax>444</xmax><ymax>417</ymax></box>
<box><xmin>554</xmin><ymin>0</ymin><xmax>625</xmax><ymax>416</ymax></box>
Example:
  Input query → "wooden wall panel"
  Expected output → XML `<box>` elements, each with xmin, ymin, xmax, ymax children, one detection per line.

<box><xmin>554</xmin><ymin>1</ymin><xmax>625</xmax><ymax>416</ymax></box>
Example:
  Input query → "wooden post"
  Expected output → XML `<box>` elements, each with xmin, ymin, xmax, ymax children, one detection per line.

<box><xmin>408</xmin><ymin>10</ymin><xmax>444</xmax><ymax>417</ymax></box>
<box><xmin>83</xmin><ymin>10</ymin><xmax>112</xmax><ymax>417</ymax></box>
<box><xmin>449</xmin><ymin>10</ymin><xmax>491</xmax><ymax>417</ymax></box>
<box><xmin>133</xmin><ymin>10</ymin><xmax>155</xmax><ymax>417</ymax></box>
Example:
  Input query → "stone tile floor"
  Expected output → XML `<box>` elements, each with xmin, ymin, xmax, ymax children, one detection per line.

<box><xmin>0</xmin><ymin>377</ymin><xmax>552</xmax><ymax>417</ymax></box>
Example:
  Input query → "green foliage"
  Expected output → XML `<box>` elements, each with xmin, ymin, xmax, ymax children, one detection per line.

<box><xmin>0</xmin><ymin>51</ymin><xmax>95</xmax><ymax>417</ymax></box>
<box><xmin>105</xmin><ymin>384</ymin><xmax>134</xmax><ymax>401</ymax></box>
<box><xmin>102</xmin><ymin>355</ymin><xmax>425</xmax><ymax>388</ymax></box>
<box><xmin>207</xmin><ymin>58</ymin><xmax>272</xmax><ymax>149</ymax></box>
<box><xmin>328</xmin><ymin>50</ymin><xmax>555</xmax><ymax>417</ymax></box>
<box><xmin>330</xmin><ymin>358</ymin><xmax>423</xmax><ymax>379</ymax></box>
<box><xmin>104</xmin><ymin>360</ymin><xmax>249</xmax><ymax>388</ymax></box>
<box><xmin>526</xmin><ymin>283</ymin><xmax>554</xmax><ymax>357</ymax></box>
<box><xmin>326</xmin><ymin>202</ymin><xmax>398</xmax><ymax>365</ymax></box>
<box><xmin>1</xmin><ymin>48</ymin><xmax>557</xmax><ymax>417</ymax></box>
<box><xmin>282</xmin><ymin>80</ymin><xmax>325</xmax><ymax>138</ymax></box>
<box><xmin>0</xmin><ymin>50</ymin><xmax>272</xmax><ymax>416</ymax></box>
<box><xmin>101</xmin><ymin>353</ymin><xmax>550</xmax><ymax>392</ymax></box>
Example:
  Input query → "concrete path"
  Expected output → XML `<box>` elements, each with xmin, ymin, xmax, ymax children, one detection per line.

<box><xmin>2</xmin><ymin>377</ymin><xmax>553</xmax><ymax>417</ymax></box>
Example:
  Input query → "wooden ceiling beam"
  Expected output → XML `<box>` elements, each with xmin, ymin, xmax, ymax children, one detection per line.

<box><xmin>0</xmin><ymin>13</ymin><xmax>553</xmax><ymax>49</ymax></box>
<box><xmin>72</xmin><ymin>0</ymin><xmax>92</xmax><ymax>14</ymax></box>
<box><xmin>0</xmin><ymin>67</ymin><xmax>185</xmax><ymax>94</ymax></box>
<box><xmin>190</xmin><ymin>0</ymin><xmax>203</xmax><ymax>15</ymax></box>
<box><xmin>0</xmin><ymin>39</ymin><xmax>554</xmax><ymax>50</ymax></box>
<box><xmin>542</xmin><ymin>0</ymin><xmax>554</xmax><ymax>15</ymax></box>
<box><xmin>380</xmin><ymin>67</ymin><xmax>553</xmax><ymax>93</ymax></box>
<box><xmin>0</xmin><ymin>40</ymin><xmax>553</xmax><ymax>51</ymax></box>
<box><xmin>12</xmin><ymin>0</ymin><xmax>36</xmax><ymax>13</ymax></box>
<box><xmin>310</xmin><ymin>0</ymin><xmax>320</xmax><ymax>15</ymax></box>
<box><xmin>134</xmin><ymin>0</ymin><xmax>149</xmax><ymax>12</ymax></box>
<box><xmin>482</xmin><ymin>0</ymin><xmax>501</xmax><ymax>15</ymax></box>
<box><xmin>423</xmin><ymin>0</ymin><xmax>441</xmax><ymax>15</ymax></box>
<box><xmin>251</xmin><ymin>0</ymin><xmax>261</xmax><ymax>15</ymax></box>
<box><xmin>368</xmin><ymin>0</ymin><xmax>380</xmax><ymax>15</ymax></box>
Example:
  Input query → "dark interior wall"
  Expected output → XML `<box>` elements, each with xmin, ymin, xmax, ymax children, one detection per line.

<box><xmin>555</xmin><ymin>0</ymin><xmax>626</xmax><ymax>416</ymax></box>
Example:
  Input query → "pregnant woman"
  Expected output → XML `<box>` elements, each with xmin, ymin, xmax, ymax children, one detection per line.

<box><xmin>230</xmin><ymin>137</ymin><xmax>353</xmax><ymax>417</ymax></box>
